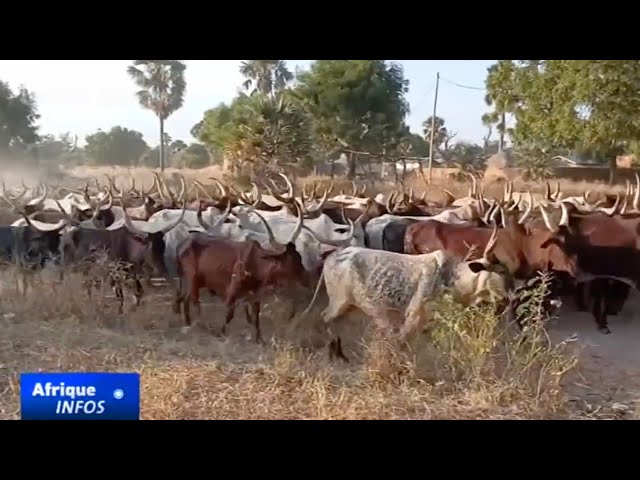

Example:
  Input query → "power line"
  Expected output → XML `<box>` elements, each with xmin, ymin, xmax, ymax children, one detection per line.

<box><xmin>440</xmin><ymin>76</ymin><xmax>485</xmax><ymax>91</ymax></box>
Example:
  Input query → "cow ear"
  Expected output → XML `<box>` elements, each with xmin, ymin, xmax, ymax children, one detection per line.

<box><xmin>467</xmin><ymin>261</ymin><xmax>487</xmax><ymax>273</ymax></box>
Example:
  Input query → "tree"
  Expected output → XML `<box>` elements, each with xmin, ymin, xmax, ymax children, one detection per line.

<box><xmin>239</xmin><ymin>60</ymin><xmax>293</xmax><ymax>97</ymax></box>
<box><xmin>422</xmin><ymin>115</ymin><xmax>457</xmax><ymax>156</ymax></box>
<box><xmin>84</xmin><ymin>126</ymin><xmax>149</xmax><ymax>166</ymax></box>
<box><xmin>36</xmin><ymin>132</ymin><xmax>80</xmax><ymax>164</ymax></box>
<box><xmin>0</xmin><ymin>80</ymin><xmax>40</xmax><ymax>153</ymax></box>
<box><xmin>295</xmin><ymin>60</ymin><xmax>410</xmax><ymax>178</ymax></box>
<box><xmin>126</xmin><ymin>60</ymin><xmax>187</xmax><ymax>171</ymax></box>
<box><xmin>482</xmin><ymin>61</ymin><xmax>519</xmax><ymax>152</ymax></box>
<box><xmin>172</xmin><ymin>142</ymin><xmax>210</xmax><ymax>168</ymax></box>
<box><xmin>483</xmin><ymin>60</ymin><xmax>640</xmax><ymax>183</ymax></box>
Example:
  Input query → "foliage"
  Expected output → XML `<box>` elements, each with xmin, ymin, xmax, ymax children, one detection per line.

<box><xmin>172</xmin><ymin>142</ymin><xmax>211</xmax><ymax>168</ymax></box>
<box><xmin>483</xmin><ymin>60</ymin><xmax>640</xmax><ymax>179</ymax></box>
<box><xmin>295</xmin><ymin>60</ymin><xmax>410</xmax><ymax>176</ymax></box>
<box><xmin>239</xmin><ymin>60</ymin><xmax>293</xmax><ymax>97</ymax></box>
<box><xmin>126</xmin><ymin>60</ymin><xmax>187</xmax><ymax>170</ymax></box>
<box><xmin>428</xmin><ymin>271</ymin><xmax>578</xmax><ymax>405</ymax></box>
<box><xmin>422</xmin><ymin>115</ymin><xmax>457</xmax><ymax>155</ymax></box>
<box><xmin>84</xmin><ymin>126</ymin><xmax>149</xmax><ymax>166</ymax></box>
<box><xmin>0</xmin><ymin>80</ymin><xmax>40</xmax><ymax>152</ymax></box>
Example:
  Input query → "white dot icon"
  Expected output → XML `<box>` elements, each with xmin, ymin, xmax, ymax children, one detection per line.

<box><xmin>113</xmin><ymin>389</ymin><xmax>124</xmax><ymax>400</ymax></box>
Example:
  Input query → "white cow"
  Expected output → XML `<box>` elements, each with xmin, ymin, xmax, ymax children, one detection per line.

<box><xmin>299</xmin><ymin>223</ymin><xmax>506</xmax><ymax>358</ymax></box>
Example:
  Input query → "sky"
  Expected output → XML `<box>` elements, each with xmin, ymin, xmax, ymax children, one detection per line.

<box><xmin>0</xmin><ymin>60</ymin><xmax>497</xmax><ymax>147</ymax></box>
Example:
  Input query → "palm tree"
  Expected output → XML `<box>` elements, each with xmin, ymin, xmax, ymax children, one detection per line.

<box><xmin>239</xmin><ymin>60</ymin><xmax>293</xmax><ymax>97</ymax></box>
<box><xmin>421</xmin><ymin>115</ymin><xmax>449</xmax><ymax>152</ymax></box>
<box><xmin>127</xmin><ymin>60</ymin><xmax>186</xmax><ymax>171</ymax></box>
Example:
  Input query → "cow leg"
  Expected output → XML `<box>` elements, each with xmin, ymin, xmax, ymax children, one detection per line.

<box><xmin>221</xmin><ymin>305</ymin><xmax>237</xmax><ymax>337</ymax></box>
<box><xmin>591</xmin><ymin>287</ymin><xmax>610</xmax><ymax>334</ymax></box>
<box><xmin>575</xmin><ymin>282</ymin><xmax>589</xmax><ymax>311</ymax></box>
<box><xmin>322</xmin><ymin>299</ymin><xmax>351</xmax><ymax>363</ymax></box>
<box><xmin>115</xmin><ymin>283</ymin><xmax>124</xmax><ymax>315</ymax></box>
<box><xmin>131</xmin><ymin>276</ymin><xmax>143</xmax><ymax>307</ymax></box>
<box><xmin>250</xmin><ymin>301</ymin><xmax>263</xmax><ymax>345</ymax></box>
<box><xmin>181</xmin><ymin>277</ymin><xmax>200</xmax><ymax>333</ymax></box>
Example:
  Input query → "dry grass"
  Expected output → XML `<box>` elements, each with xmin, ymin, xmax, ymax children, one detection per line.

<box><xmin>0</xmin><ymin>262</ymin><xmax>611</xmax><ymax>420</ymax></box>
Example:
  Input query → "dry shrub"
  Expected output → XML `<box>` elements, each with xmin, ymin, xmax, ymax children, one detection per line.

<box><xmin>358</xmin><ymin>272</ymin><xmax>580</xmax><ymax>416</ymax></box>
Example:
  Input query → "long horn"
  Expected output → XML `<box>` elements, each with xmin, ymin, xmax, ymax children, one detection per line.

<box><xmin>250</xmin><ymin>210</ymin><xmax>286</xmax><ymax>253</ymax></box>
<box><xmin>482</xmin><ymin>221</ymin><xmax>499</xmax><ymax>261</ymax></box>
<box><xmin>544</xmin><ymin>180</ymin><xmax>551</xmax><ymax>201</ymax></box>
<box><xmin>304</xmin><ymin>187</ymin><xmax>329</xmax><ymax>216</ymax></box>
<box><xmin>558</xmin><ymin>201</ymin><xmax>569</xmax><ymax>227</ymax></box>
<box><xmin>596</xmin><ymin>192</ymin><xmax>620</xmax><ymax>216</ymax></box>
<box><xmin>518</xmin><ymin>192</ymin><xmax>533</xmax><ymax>224</ymax></box>
<box><xmin>27</xmin><ymin>183</ymin><xmax>48</xmax><ymax>208</ymax></box>
<box><xmin>277</xmin><ymin>173</ymin><xmax>294</xmax><ymax>200</ymax></box>
<box><xmin>351</xmin><ymin>181</ymin><xmax>357</xmax><ymax>197</ymax></box>
<box><xmin>539</xmin><ymin>205</ymin><xmax>559</xmax><ymax>233</ymax></box>
<box><xmin>197</xmin><ymin>200</ymin><xmax>231</xmax><ymax>231</ymax></box>
<box><xmin>21</xmin><ymin>212</ymin><xmax>69</xmax><ymax>233</ymax></box>
<box><xmin>303</xmin><ymin>214</ymin><xmax>360</xmax><ymax>247</ymax></box>
<box><xmin>634</xmin><ymin>173</ymin><xmax>640</xmax><ymax>212</ymax></box>
<box><xmin>552</xmin><ymin>180</ymin><xmax>561</xmax><ymax>200</ymax></box>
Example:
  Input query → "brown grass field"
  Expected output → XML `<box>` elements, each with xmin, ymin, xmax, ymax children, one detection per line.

<box><xmin>0</xmin><ymin>164</ymin><xmax>639</xmax><ymax>420</ymax></box>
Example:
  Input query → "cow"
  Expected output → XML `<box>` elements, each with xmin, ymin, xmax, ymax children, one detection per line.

<box><xmin>172</xmin><ymin>207</ymin><xmax>311</xmax><ymax>343</ymax></box>
<box><xmin>55</xmin><ymin>202</ymin><xmax>187</xmax><ymax>309</ymax></box>
<box><xmin>299</xmin><ymin>223</ymin><xmax>510</xmax><ymax>361</ymax></box>
<box><xmin>533</xmin><ymin>201</ymin><xmax>640</xmax><ymax>333</ymax></box>
<box><xmin>403</xmin><ymin>203</ymin><xmax>578</xmax><ymax>282</ymax></box>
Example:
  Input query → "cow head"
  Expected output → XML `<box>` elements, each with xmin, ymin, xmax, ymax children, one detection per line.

<box><xmin>441</xmin><ymin>221</ymin><xmax>509</xmax><ymax>306</ymax></box>
<box><xmin>535</xmin><ymin>203</ymin><xmax>579</xmax><ymax>278</ymax></box>
<box><xmin>19</xmin><ymin>213</ymin><xmax>71</xmax><ymax>267</ymax></box>
<box><xmin>121</xmin><ymin>201</ymin><xmax>188</xmax><ymax>278</ymax></box>
<box><xmin>249</xmin><ymin>201</ymin><xmax>310</xmax><ymax>288</ymax></box>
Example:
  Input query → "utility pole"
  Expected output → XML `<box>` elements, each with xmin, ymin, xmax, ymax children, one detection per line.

<box><xmin>427</xmin><ymin>72</ymin><xmax>440</xmax><ymax>183</ymax></box>
<box><xmin>498</xmin><ymin>112</ymin><xmax>505</xmax><ymax>153</ymax></box>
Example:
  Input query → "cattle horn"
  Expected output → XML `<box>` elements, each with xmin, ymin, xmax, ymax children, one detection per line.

<box><xmin>123</xmin><ymin>200</ymin><xmax>187</xmax><ymax>236</ymax></box>
<box><xmin>555</xmin><ymin>180</ymin><xmax>563</xmax><ymax>200</ymax></box>
<box><xmin>0</xmin><ymin>181</ymin><xmax>17</xmax><ymax>211</ymax></box>
<box><xmin>197</xmin><ymin>200</ymin><xmax>232</xmax><ymax>231</ymax></box>
<box><xmin>303</xmin><ymin>213</ymin><xmax>360</xmax><ymax>248</ymax></box>
<box><xmin>351</xmin><ymin>181</ymin><xmax>357</xmax><ymax>197</ymax></box>
<box><xmin>539</xmin><ymin>205</ymin><xmax>559</xmax><ymax>233</ymax></box>
<box><xmin>518</xmin><ymin>192</ymin><xmax>533</xmax><ymax>224</ymax></box>
<box><xmin>544</xmin><ymin>180</ymin><xmax>551</xmax><ymax>201</ymax></box>
<box><xmin>482</xmin><ymin>221</ymin><xmax>499</xmax><ymax>261</ymax></box>
<box><xmin>250</xmin><ymin>209</ymin><xmax>283</xmax><ymax>253</ymax></box>
<box><xmin>634</xmin><ymin>173</ymin><xmax>640</xmax><ymax>212</ymax></box>
<box><xmin>303</xmin><ymin>187</ymin><xmax>328</xmax><ymax>216</ymax></box>
<box><xmin>596</xmin><ymin>192</ymin><xmax>620</xmax><ymax>217</ymax></box>
<box><xmin>27</xmin><ymin>183</ymin><xmax>48</xmax><ymax>209</ymax></box>
<box><xmin>21</xmin><ymin>211</ymin><xmax>70</xmax><ymax>233</ymax></box>
<box><xmin>279</xmin><ymin>173</ymin><xmax>295</xmax><ymax>200</ymax></box>
<box><xmin>557</xmin><ymin>201</ymin><xmax>569</xmax><ymax>227</ymax></box>
<box><xmin>286</xmin><ymin>201</ymin><xmax>304</xmax><ymax>244</ymax></box>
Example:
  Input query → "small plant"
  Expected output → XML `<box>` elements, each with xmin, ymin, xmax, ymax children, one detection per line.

<box><xmin>427</xmin><ymin>271</ymin><xmax>579</xmax><ymax>411</ymax></box>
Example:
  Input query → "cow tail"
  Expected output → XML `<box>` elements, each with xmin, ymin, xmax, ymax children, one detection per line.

<box><xmin>299</xmin><ymin>269</ymin><xmax>325</xmax><ymax>319</ymax></box>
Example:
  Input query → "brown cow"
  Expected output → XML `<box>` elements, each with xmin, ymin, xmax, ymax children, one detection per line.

<box><xmin>533</xmin><ymin>201</ymin><xmax>640</xmax><ymax>333</ymax></box>
<box><xmin>172</xmin><ymin>205</ymin><xmax>309</xmax><ymax>343</ymax></box>
<box><xmin>403</xmin><ymin>203</ymin><xmax>578</xmax><ymax>281</ymax></box>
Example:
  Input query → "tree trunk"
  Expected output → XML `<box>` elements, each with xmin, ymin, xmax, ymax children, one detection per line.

<box><xmin>347</xmin><ymin>152</ymin><xmax>356</xmax><ymax>180</ymax></box>
<box><xmin>498</xmin><ymin>113</ymin><xmax>505</xmax><ymax>153</ymax></box>
<box><xmin>159</xmin><ymin>116</ymin><xmax>165</xmax><ymax>171</ymax></box>
<box><xmin>609</xmin><ymin>155</ymin><xmax>617</xmax><ymax>185</ymax></box>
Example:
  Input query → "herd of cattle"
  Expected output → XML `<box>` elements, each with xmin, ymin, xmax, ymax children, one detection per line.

<box><xmin>0</xmin><ymin>171</ymin><xmax>638</xmax><ymax>358</ymax></box>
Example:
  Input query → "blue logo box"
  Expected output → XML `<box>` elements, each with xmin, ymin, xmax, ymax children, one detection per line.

<box><xmin>20</xmin><ymin>372</ymin><xmax>140</xmax><ymax>420</ymax></box>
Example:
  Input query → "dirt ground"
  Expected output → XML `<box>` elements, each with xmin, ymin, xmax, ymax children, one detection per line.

<box><xmin>547</xmin><ymin>290</ymin><xmax>640</xmax><ymax>415</ymax></box>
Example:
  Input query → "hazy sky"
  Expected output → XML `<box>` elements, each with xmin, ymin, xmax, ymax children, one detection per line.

<box><xmin>0</xmin><ymin>60</ymin><xmax>497</xmax><ymax>147</ymax></box>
